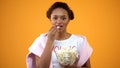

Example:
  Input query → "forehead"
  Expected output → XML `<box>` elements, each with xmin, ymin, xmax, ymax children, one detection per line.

<box><xmin>51</xmin><ymin>8</ymin><xmax>68</xmax><ymax>16</ymax></box>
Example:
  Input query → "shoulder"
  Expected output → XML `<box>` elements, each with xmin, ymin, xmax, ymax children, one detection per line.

<box><xmin>34</xmin><ymin>33</ymin><xmax>47</xmax><ymax>41</ymax></box>
<box><xmin>72</xmin><ymin>34</ymin><xmax>87</xmax><ymax>42</ymax></box>
<box><xmin>38</xmin><ymin>33</ymin><xmax>47</xmax><ymax>38</ymax></box>
<box><xmin>28</xmin><ymin>33</ymin><xmax>47</xmax><ymax>56</ymax></box>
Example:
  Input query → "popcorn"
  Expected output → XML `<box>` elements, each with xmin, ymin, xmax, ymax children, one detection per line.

<box><xmin>57</xmin><ymin>26</ymin><xmax>60</xmax><ymax>29</ymax></box>
<box><xmin>55</xmin><ymin>46</ymin><xmax>78</xmax><ymax>65</ymax></box>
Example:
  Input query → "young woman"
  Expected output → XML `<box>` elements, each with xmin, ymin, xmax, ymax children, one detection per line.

<box><xmin>26</xmin><ymin>2</ymin><xmax>93</xmax><ymax>68</ymax></box>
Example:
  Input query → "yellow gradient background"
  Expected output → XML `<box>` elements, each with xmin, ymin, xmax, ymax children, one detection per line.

<box><xmin>0</xmin><ymin>0</ymin><xmax>120</xmax><ymax>68</ymax></box>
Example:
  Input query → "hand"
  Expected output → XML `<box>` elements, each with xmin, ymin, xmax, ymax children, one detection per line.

<box><xmin>47</xmin><ymin>25</ymin><xmax>57</xmax><ymax>41</ymax></box>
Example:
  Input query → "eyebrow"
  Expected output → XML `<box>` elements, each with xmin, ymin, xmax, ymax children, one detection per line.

<box><xmin>53</xmin><ymin>15</ymin><xmax>66</xmax><ymax>17</ymax></box>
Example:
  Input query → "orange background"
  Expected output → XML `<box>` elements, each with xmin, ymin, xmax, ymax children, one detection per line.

<box><xmin>0</xmin><ymin>0</ymin><xmax>120</xmax><ymax>68</ymax></box>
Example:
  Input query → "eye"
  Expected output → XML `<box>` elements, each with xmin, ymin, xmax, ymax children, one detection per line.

<box><xmin>61</xmin><ymin>17</ymin><xmax>66</xmax><ymax>20</ymax></box>
<box><xmin>53</xmin><ymin>16</ymin><xmax>58</xmax><ymax>20</ymax></box>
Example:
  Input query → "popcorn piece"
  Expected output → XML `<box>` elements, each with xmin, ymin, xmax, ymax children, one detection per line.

<box><xmin>57</xmin><ymin>26</ymin><xmax>60</xmax><ymax>29</ymax></box>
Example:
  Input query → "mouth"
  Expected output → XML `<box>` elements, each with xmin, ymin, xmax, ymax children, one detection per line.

<box><xmin>56</xmin><ymin>25</ymin><xmax>63</xmax><ymax>29</ymax></box>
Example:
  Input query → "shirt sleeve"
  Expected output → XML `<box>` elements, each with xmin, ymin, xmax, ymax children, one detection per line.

<box><xmin>26</xmin><ymin>52</ymin><xmax>36</xmax><ymax>68</ymax></box>
<box><xmin>26</xmin><ymin>34</ymin><xmax>53</xmax><ymax>68</ymax></box>
<box><xmin>77</xmin><ymin>36</ymin><xmax>93</xmax><ymax>67</ymax></box>
<box><xmin>28</xmin><ymin>34</ymin><xmax>46</xmax><ymax>57</ymax></box>
<box><xmin>26</xmin><ymin>34</ymin><xmax>45</xmax><ymax>68</ymax></box>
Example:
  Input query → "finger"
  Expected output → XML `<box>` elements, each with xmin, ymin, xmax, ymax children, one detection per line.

<box><xmin>48</xmin><ymin>25</ymin><xmax>56</xmax><ymax>32</ymax></box>
<box><xmin>69</xmin><ymin>57</ymin><xmax>79</xmax><ymax>68</ymax></box>
<box><xmin>59</xmin><ymin>62</ymin><xmax>66</xmax><ymax>67</ymax></box>
<box><xmin>47</xmin><ymin>26</ymin><xmax>57</xmax><ymax>35</ymax></box>
<box><xmin>50</xmin><ymin>26</ymin><xmax>57</xmax><ymax>34</ymax></box>
<box><xmin>59</xmin><ymin>62</ymin><xmax>69</xmax><ymax>68</ymax></box>
<box><xmin>75</xmin><ymin>57</ymin><xmax>79</xmax><ymax>64</ymax></box>
<box><xmin>50</xmin><ymin>25</ymin><xmax>57</xmax><ymax>31</ymax></box>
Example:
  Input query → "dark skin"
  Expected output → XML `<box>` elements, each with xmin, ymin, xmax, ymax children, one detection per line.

<box><xmin>36</xmin><ymin>8</ymin><xmax>91</xmax><ymax>68</ymax></box>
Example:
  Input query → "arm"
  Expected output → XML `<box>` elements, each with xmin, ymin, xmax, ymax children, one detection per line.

<box><xmin>36</xmin><ymin>56</ymin><xmax>40</xmax><ymax>68</ymax></box>
<box><xmin>81</xmin><ymin>59</ymin><xmax>91</xmax><ymax>68</ymax></box>
<box><xmin>36</xmin><ymin>40</ymin><xmax>54</xmax><ymax>68</ymax></box>
<box><xmin>36</xmin><ymin>26</ymin><xmax>57</xmax><ymax>68</ymax></box>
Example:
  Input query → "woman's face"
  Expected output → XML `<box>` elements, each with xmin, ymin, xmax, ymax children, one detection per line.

<box><xmin>50</xmin><ymin>8</ymin><xmax>70</xmax><ymax>32</ymax></box>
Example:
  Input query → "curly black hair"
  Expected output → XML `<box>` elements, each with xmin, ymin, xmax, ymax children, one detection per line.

<box><xmin>46</xmin><ymin>2</ymin><xmax>74</xmax><ymax>20</ymax></box>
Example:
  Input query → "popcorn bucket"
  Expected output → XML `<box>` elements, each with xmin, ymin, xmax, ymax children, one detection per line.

<box><xmin>54</xmin><ymin>46</ymin><xmax>78</xmax><ymax>65</ymax></box>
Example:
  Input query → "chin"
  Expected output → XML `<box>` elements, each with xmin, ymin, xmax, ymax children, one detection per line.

<box><xmin>57</xmin><ymin>29</ymin><xmax>64</xmax><ymax>33</ymax></box>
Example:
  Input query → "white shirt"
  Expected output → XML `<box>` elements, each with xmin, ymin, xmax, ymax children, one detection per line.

<box><xmin>27</xmin><ymin>33</ymin><xmax>93</xmax><ymax>68</ymax></box>
<box><xmin>52</xmin><ymin>34</ymin><xmax>84</xmax><ymax>68</ymax></box>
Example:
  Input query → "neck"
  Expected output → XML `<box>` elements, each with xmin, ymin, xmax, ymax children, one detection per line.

<box><xmin>55</xmin><ymin>31</ymin><xmax>71</xmax><ymax>40</ymax></box>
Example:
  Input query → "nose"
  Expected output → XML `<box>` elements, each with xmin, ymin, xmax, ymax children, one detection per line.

<box><xmin>56</xmin><ymin>18</ymin><xmax>62</xmax><ymax>24</ymax></box>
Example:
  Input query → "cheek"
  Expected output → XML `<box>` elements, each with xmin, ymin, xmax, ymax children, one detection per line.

<box><xmin>50</xmin><ymin>19</ymin><xmax>56</xmax><ymax>25</ymax></box>
<box><xmin>64</xmin><ymin>20</ymin><xmax>69</xmax><ymax>25</ymax></box>
<box><xmin>63</xmin><ymin>17</ymin><xmax>70</xmax><ymax>24</ymax></box>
